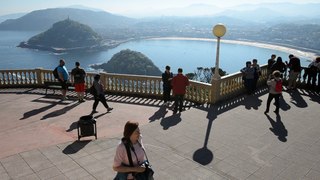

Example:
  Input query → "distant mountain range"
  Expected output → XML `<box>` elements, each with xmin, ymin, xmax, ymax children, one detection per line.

<box><xmin>0</xmin><ymin>12</ymin><xmax>26</xmax><ymax>23</ymax></box>
<box><xmin>1</xmin><ymin>3</ymin><xmax>319</xmax><ymax>31</ymax></box>
<box><xmin>0</xmin><ymin>4</ymin><xmax>319</xmax><ymax>53</ymax></box>
<box><xmin>0</xmin><ymin>8</ymin><xmax>135</xmax><ymax>31</ymax></box>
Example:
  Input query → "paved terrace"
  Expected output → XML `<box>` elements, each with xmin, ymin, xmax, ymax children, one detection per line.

<box><xmin>0</xmin><ymin>87</ymin><xmax>320</xmax><ymax>180</ymax></box>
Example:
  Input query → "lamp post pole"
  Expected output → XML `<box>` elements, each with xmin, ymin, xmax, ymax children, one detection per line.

<box><xmin>213</xmin><ymin>36</ymin><xmax>222</xmax><ymax>80</ymax></box>
<box><xmin>211</xmin><ymin>23</ymin><xmax>226</xmax><ymax>103</ymax></box>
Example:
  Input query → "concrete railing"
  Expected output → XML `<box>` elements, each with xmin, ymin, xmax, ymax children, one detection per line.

<box><xmin>0</xmin><ymin>65</ymin><xmax>313</xmax><ymax>104</ymax></box>
<box><xmin>0</xmin><ymin>68</ymin><xmax>213</xmax><ymax>103</ymax></box>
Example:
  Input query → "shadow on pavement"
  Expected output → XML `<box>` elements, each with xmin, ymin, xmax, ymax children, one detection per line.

<box><xmin>62</xmin><ymin>140</ymin><xmax>91</xmax><ymax>154</ymax></box>
<box><xmin>20</xmin><ymin>97</ymin><xmax>73</xmax><ymax>120</ymax></box>
<box><xmin>160</xmin><ymin>113</ymin><xmax>181</xmax><ymax>130</ymax></box>
<box><xmin>192</xmin><ymin>88</ymin><xmax>268</xmax><ymax>165</ymax></box>
<box><xmin>41</xmin><ymin>102</ymin><xmax>80</xmax><ymax>120</ymax></box>
<box><xmin>149</xmin><ymin>105</ymin><xmax>168</xmax><ymax>122</ymax></box>
<box><xmin>265</xmin><ymin>113</ymin><xmax>288</xmax><ymax>142</ymax></box>
<box><xmin>288</xmin><ymin>90</ymin><xmax>308</xmax><ymax>108</ymax></box>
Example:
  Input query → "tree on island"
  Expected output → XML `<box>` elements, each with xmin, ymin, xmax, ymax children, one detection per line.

<box><xmin>26</xmin><ymin>18</ymin><xmax>102</xmax><ymax>48</ymax></box>
<box><xmin>186</xmin><ymin>67</ymin><xmax>227</xmax><ymax>83</ymax></box>
<box><xmin>91</xmin><ymin>49</ymin><xmax>162</xmax><ymax>76</ymax></box>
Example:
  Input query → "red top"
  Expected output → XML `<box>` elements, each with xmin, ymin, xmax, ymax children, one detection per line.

<box><xmin>171</xmin><ymin>74</ymin><xmax>189</xmax><ymax>95</ymax></box>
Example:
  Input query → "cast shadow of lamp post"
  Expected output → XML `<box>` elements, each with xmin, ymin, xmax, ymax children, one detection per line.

<box><xmin>193</xmin><ymin>105</ymin><xmax>217</xmax><ymax>165</ymax></box>
<box><xmin>193</xmin><ymin>23</ymin><xmax>226</xmax><ymax>165</ymax></box>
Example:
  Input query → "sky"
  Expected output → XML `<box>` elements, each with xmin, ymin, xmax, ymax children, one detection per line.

<box><xmin>0</xmin><ymin>0</ymin><xmax>319</xmax><ymax>16</ymax></box>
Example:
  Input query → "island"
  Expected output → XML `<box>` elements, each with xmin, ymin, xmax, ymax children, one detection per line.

<box><xmin>17</xmin><ymin>18</ymin><xmax>119</xmax><ymax>53</ymax></box>
<box><xmin>91</xmin><ymin>49</ymin><xmax>162</xmax><ymax>76</ymax></box>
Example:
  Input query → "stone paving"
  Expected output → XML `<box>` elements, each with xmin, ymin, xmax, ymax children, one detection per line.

<box><xmin>0</xmin><ymin>88</ymin><xmax>320</xmax><ymax>179</ymax></box>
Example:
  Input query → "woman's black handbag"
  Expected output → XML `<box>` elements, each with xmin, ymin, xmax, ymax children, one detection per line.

<box><xmin>125</xmin><ymin>140</ymin><xmax>154</xmax><ymax>180</ymax></box>
<box><xmin>134</xmin><ymin>160</ymin><xmax>154</xmax><ymax>180</ymax></box>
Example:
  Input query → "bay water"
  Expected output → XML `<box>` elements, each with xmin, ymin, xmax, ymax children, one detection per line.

<box><xmin>0</xmin><ymin>31</ymin><xmax>311</xmax><ymax>75</ymax></box>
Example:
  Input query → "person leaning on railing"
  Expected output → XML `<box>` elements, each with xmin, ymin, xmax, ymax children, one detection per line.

<box><xmin>285</xmin><ymin>54</ymin><xmax>301</xmax><ymax>90</ymax></box>
<box><xmin>302</xmin><ymin>57</ymin><xmax>320</xmax><ymax>90</ymax></box>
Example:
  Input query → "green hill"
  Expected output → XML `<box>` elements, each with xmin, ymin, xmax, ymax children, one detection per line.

<box><xmin>26</xmin><ymin>18</ymin><xmax>102</xmax><ymax>49</ymax></box>
<box><xmin>91</xmin><ymin>49</ymin><xmax>162</xmax><ymax>76</ymax></box>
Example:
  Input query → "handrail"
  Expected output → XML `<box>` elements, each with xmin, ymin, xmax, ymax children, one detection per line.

<box><xmin>0</xmin><ymin>66</ymin><xmax>316</xmax><ymax>104</ymax></box>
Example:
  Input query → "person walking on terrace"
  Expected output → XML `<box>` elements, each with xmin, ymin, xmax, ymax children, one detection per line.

<box><xmin>171</xmin><ymin>68</ymin><xmax>189</xmax><ymax>114</ymax></box>
<box><xmin>265</xmin><ymin>70</ymin><xmax>283</xmax><ymax>115</ymax></box>
<box><xmin>71</xmin><ymin>62</ymin><xmax>86</xmax><ymax>103</ymax></box>
<box><xmin>91</xmin><ymin>74</ymin><xmax>113</xmax><ymax>114</ymax></box>
<box><xmin>57</xmin><ymin>59</ymin><xmax>69</xmax><ymax>100</ymax></box>
<box><xmin>162</xmin><ymin>65</ymin><xmax>173</xmax><ymax>106</ymax></box>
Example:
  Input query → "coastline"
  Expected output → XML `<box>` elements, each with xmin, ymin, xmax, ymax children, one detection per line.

<box><xmin>149</xmin><ymin>37</ymin><xmax>318</xmax><ymax>61</ymax></box>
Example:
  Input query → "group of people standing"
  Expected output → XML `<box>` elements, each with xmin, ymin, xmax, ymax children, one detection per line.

<box><xmin>161</xmin><ymin>66</ymin><xmax>190</xmax><ymax>114</ymax></box>
<box><xmin>240</xmin><ymin>59</ymin><xmax>262</xmax><ymax>95</ymax></box>
<box><xmin>267</xmin><ymin>54</ymin><xmax>320</xmax><ymax>91</ymax></box>
<box><xmin>54</xmin><ymin>59</ymin><xmax>113</xmax><ymax>114</ymax></box>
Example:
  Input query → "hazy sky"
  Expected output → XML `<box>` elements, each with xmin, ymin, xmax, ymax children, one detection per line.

<box><xmin>0</xmin><ymin>0</ymin><xmax>318</xmax><ymax>16</ymax></box>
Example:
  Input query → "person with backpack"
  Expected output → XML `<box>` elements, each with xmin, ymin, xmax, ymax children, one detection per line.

<box><xmin>71</xmin><ymin>62</ymin><xmax>86</xmax><ymax>103</ymax></box>
<box><xmin>56</xmin><ymin>59</ymin><xmax>69</xmax><ymax>100</ymax></box>
<box><xmin>91</xmin><ymin>74</ymin><xmax>113</xmax><ymax>114</ymax></box>
<box><xmin>265</xmin><ymin>70</ymin><xmax>282</xmax><ymax>115</ymax></box>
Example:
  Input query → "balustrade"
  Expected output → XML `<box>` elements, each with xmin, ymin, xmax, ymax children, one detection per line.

<box><xmin>0</xmin><ymin>65</ymin><xmax>317</xmax><ymax>104</ymax></box>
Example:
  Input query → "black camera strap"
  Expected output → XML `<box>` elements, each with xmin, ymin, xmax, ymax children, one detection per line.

<box><xmin>124</xmin><ymin>141</ymin><xmax>134</xmax><ymax>167</ymax></box>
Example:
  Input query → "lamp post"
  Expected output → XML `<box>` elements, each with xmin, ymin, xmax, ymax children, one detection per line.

<box><xmin>211</xmin><ymin>23</ymin><xmax>226</xmax><ymax>81</ymax></box>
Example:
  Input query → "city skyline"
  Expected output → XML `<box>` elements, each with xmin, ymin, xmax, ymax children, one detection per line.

<box><xmin>1</xmin><ymin>0</ymin><xmax>319</xmax><ymax>17</ymax></box>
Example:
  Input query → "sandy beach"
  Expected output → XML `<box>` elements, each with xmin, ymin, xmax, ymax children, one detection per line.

<box><xmin>150</xmin><ymin>37</ymin><xmax>318</xmax><ymax>61</ymax></box>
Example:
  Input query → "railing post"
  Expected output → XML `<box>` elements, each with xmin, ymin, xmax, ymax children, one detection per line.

<box><xmin>210</xmin><ymin>78</ymin><xmax>221</xmax><ymax>104</ymax></box>
<box><xmin>35</xmin><ymin>68</ymin><xmax>43</xmax><ymax>85</ymax></box>
<box><xmin>100</xmin><ymin>72</ymin><xmax>108</xmax><ymax>91</ymax></box>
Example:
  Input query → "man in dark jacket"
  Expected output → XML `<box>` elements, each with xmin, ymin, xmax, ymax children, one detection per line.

<box><xmin>285</xmin><ymin>54</ymin><xmax>301</xmax><ymax>90</ymax></box>
<box><xmin>162</xmin><ymin>65</ymin><xmax>173</xmax><ymax>106</ymax></box>
<box><xmin>171</xmin><ymin>68</ymin><xmax>189</xmax><ymax>113</ymax></box>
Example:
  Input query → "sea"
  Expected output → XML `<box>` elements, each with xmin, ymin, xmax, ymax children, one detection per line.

<box><xmin>0</xmin><ymin>31</ymin><xmax>313</xmax><ymax>75</ymax></box>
